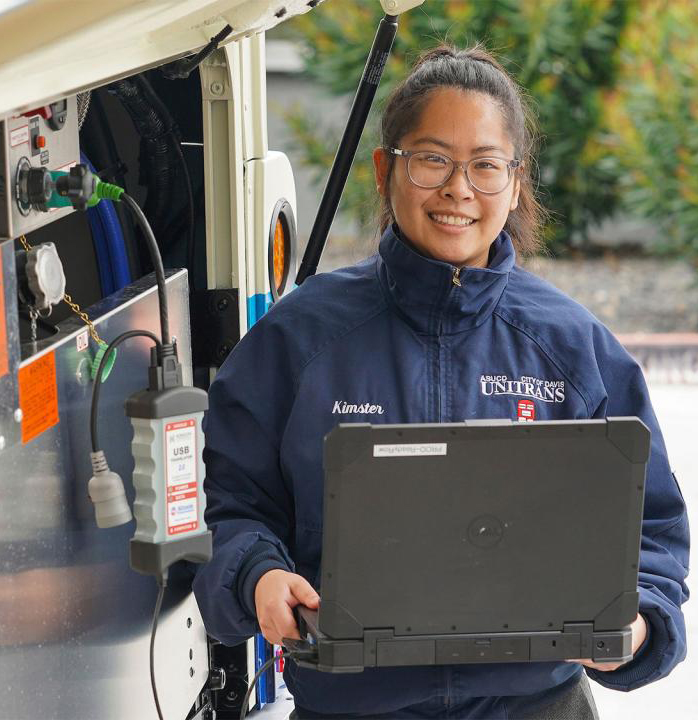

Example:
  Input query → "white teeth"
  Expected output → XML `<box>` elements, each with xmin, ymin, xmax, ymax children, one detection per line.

<box><xmin>431</xmin><ymin>214</ymin><xmax>474</xmax><ymax>226</ymax></box>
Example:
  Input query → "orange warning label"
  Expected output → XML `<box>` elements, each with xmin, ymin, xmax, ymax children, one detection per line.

<box><xmin>18</xmin><ymin>352</ymin><xmax>59</xmax><ymax>444</ymax></box>
<box><xmin>0</xmin><ymin>252</ymin><xmax>7</xmax><ymax>378</ymax></box>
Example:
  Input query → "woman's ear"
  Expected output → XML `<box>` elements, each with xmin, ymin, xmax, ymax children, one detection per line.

<box><xmin>373</xmin><ymin>147</ymin><xmax>389</xmax><ymax>197</ymax></box>
<box><xmin>509</xmin><ymin>175</ymin><xmax>521</xmax><ymax>212</ymax></box>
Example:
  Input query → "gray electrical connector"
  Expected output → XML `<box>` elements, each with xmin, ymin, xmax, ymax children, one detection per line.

<box><xmin>127</xmin><ymin>352</ymin><xmax>212</xmax><ymax>576</ymax></box>
<box><xmin>88</xmin><ymin>450</ymin><xmax>132</xmax><ymax>528</ymax></box>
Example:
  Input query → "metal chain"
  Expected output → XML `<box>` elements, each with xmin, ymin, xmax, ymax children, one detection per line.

<box><xmin>18</xmin><ymin>234</ymin><xmax>31</xmax><ymax>253</ymax></box>
<box><xmin>29</xmin><ymin>307</ymin><xmax>38</xmax><ymax>344</ymax></box>
<box><xmin>18</xmin><ymin>234</ymin><xmax>104</xmax><ymax>345</ymax></box>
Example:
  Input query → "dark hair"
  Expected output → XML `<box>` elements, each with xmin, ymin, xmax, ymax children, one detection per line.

<box><xmin>378</xmin><ymin>44</ymin><xmax>546</xmax><ymax>257</ymax></box>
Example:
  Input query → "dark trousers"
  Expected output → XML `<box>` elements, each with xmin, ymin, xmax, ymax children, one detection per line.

<box><xmin>291</xmin><ymin>673</ymin><xmax>599</xmax><ymax>720</ymax></box>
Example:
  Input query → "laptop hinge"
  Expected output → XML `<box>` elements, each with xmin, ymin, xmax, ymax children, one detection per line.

<box><xmin>563</xmin><ymin>622</ymin><xmax>594</xmax><ymax>659</ymax></box>
<box><xmin>363</xmin><ymin>628</ymin><xmax>394</xmax><ymax>667</ymax></box>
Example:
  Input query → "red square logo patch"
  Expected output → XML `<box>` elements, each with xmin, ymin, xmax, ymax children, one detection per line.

<box><xmin>517</xmin><ymin>399</ymin><xmax>535</xmax><ymax>422</ymax></box>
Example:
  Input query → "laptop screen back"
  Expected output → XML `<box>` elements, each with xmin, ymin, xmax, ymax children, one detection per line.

<box><xmin>319</xmin><ymin>419</ymin><xmax>648</xmax><ymax>640</ymax></box>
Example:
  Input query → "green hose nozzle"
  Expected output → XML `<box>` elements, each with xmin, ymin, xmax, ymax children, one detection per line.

<box><xmin>46</xmin><ymin>166</ymin><xmax>124</xmax><ymax>210</ymax></box>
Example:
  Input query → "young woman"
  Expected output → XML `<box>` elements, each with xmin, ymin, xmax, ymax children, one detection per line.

<box><xmin>194</xmin><ymin>46</ymin><xmax>689</xmax><ymax>719</ymax></box>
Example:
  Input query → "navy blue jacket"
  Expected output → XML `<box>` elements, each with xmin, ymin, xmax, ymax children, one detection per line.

<box><xmin>193</xmin><ymin>227</ymin><xmax>689</xmax><ymax>715</ymax></box>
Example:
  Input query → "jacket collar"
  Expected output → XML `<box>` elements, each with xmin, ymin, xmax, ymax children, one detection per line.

<box><xmin>377</xmin><ymin>224</ymin><xmax>515</xmax><ymax>335</ymax></box>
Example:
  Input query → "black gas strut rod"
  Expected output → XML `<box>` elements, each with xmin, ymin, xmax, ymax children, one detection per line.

<box><xmin>295</xmin><ymin>13</ymin><xmax>398</xmax><ymax>285</ymax></box>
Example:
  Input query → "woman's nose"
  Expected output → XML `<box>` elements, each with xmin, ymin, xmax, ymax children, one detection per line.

<box><xmin>440</xmin><ymin>166</ymin><xmax>475</xmax><ymax>201</ymax></box>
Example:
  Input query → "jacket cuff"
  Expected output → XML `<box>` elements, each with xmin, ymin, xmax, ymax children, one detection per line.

<box><xmin>586</xmin><ymin>605</ymin><xmax>668</xmax><ymax>690</ymax></box>
<box><xmin>236</xmin><ymin>541</ymin><xmax>292</xmax><ymax>617</ymax></box>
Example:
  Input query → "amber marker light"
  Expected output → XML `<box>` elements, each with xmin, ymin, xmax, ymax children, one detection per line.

<box><xmin>268</xmin><ymin>199</ymin><xmax>296</xmax><ymax>302</ymax></box>
<box><xmin>273</xmin><ymin>218</ymin><xmax>285</xmax><ymax>292</ymax></box>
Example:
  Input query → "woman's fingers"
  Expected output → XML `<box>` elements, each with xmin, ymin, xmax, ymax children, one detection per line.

<box><xmin>258</xmin><ymin>598</ymin><xmax>298</xmax><ymax>645</ymax></box>
<box><xmin>255</xmin><ymin>569</ymin><xmax>319</xmax><ymax>645</ymax></box>
<box><xmin>289</xmin><ymin>574</ymin><xmax>320</xmax><ymax>609</ymax></box>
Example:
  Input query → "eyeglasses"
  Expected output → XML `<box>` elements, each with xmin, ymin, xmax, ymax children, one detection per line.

<box><xmin>387</xmin><ymin>148</ymin><xmax>521</xmax><ymax>195</ymax></box>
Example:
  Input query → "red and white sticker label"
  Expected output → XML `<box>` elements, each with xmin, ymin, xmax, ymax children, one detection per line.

<box><xmin>76</xmin><ymin>330</ymin><xmax>89</xmax><ymax>352</ymax></box>
<box><xmin>517</xmin><ymin>399</ymin><xmax>535</xmax><ymax>422</ymax></box>
<box><xmin>165</xmin><ymin>418</ymin><xmax>199</xmax><ymax>536</ymax></box>
<box><xmin>10</xmin><ymin>125</ymin><xmax>29</xmax><ymax>147</ymax></box>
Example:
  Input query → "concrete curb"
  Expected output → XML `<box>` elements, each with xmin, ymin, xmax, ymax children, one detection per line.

<box><xmin>618</xmin><ymin>334</ymin><xmax>698</xmax><ymax>385</ymax></box>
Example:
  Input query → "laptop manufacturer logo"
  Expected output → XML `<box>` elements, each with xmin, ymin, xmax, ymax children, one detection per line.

<box><xmin>468</xmin><ymin>515</ymin><xmax>504</xmax><ymax>548</ymax></box>
<box><xmin>332</xmin><ymin>401</ymin><xmax>384</xmax><ymax>415</ymax></box>
<box><xmin>374</xmin><ymin>443</ymin><xmax>447</xmax><ymax>457</ymax></box>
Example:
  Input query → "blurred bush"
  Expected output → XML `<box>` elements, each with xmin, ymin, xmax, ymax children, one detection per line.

<box><xmin>284</xmin><ymin>0</ymin><xmax>631</xmax><ymax>253</ymax></box>
<box><xmin>603</xmin><ymin>0</ymin><xmax>698</xmax><ymax>261</ymax></box>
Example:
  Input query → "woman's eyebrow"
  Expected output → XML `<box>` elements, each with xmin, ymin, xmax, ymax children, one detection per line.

<box><xmin>411</xmin><ymin>136</ymin><xmax>452</xmax><ymax>150</ymax></box>
<box><xmin>472</xmin><ymin>145</ymin><xmax>506</xmax><ymax>154</ymax></box>
<box><xmin>409</xmin><ymin>138</ymin><xmax>506</xmax><ymax>155</ymax></box>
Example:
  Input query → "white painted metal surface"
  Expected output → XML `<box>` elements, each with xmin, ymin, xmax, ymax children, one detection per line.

<box><xmin>379</xmin><ymin>0</ymin><xmax>425</xmax><ymax>15</ymax></box>
<box><xmin>0</xmin><ymin>0</ymin><xmax>325</xmax><ymax>119</ymax></box>
<box><xmin>594</xmin><ymin>384</ymin><xmax>696</xmax><ymax>719</ymax></box>
<box><xmin>200</xmin><ymin>43</ymin><xmax>249</xmax><ymax>337</ymax></box>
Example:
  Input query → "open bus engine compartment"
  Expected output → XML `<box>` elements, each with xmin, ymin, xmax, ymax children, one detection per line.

<box><xmin>0</xmin><ymin>1</ymin><xmax>329</xmax><ymax>718</ymax></box>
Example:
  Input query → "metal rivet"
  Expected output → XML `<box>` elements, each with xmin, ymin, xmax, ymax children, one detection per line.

<box><xmin>14</xmin><ymin>408</ymin><xmax>23</xmax><ymax>423</ymax></box>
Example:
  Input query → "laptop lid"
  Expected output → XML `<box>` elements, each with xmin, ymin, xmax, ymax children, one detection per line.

<box><xmin>319</xmin><ymin>418</ymin><xmax>648</xmax><ymax>641</ymax></box>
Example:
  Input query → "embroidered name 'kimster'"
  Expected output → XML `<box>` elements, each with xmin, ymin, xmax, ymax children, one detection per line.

<box><xmin>332</xmin><ymin>401</ymin><xmax>384</xmax><ymax>415</ymax></box>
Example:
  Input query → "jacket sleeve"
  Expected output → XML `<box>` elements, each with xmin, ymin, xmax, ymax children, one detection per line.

<box><xmin>586</xmin><ymin>326</ymin><xmax>690</xmax><ymax>690</ymax></box>
<box><xmin>192</xmin><ymin>318</ymin><xmax>297</xmax><ymax>646</ymax></box>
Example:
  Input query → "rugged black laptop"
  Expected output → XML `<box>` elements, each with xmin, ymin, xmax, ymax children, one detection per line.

<box><xmin>291</xmin><ymin>418</ymin><xmax>649</xmax><ymax>673</ymax></box>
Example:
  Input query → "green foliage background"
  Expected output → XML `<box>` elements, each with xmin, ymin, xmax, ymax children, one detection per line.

<box><xmin>280</xmin><ymin>0</ymin><xmax>698</xmax><ymax>258</ymax></box>
<box><xmin>604</xmin><ymin>1</ymin><xmax>698</xmax><ymax>258</ymax></box>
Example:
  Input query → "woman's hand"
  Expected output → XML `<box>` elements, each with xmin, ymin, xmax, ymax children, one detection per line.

<box><xmin>568</xmin><ymin>613</ymin><xmax>647</xmax><ymax>672</ymax></box>
<box><xmin>254</xmin><ymin>569</ymin><xmax>320</xmax><ymax>646</ymax></box>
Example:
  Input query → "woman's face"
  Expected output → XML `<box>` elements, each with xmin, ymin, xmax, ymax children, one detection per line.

<box><xmin>374</xmin><ymin>88</ymin><xmax>521</xmax><ymax>268</ymax></box>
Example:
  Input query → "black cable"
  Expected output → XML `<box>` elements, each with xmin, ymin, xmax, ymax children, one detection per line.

<box><xmin>90</xmin><ymin>329</ymin><xmax>161</xmax><ymax>452</ymax></box>
<box><xmin>120</xmin><ymin>193</ymin><xmax>171</xmax><ymax>346</ymax></box>
<box><xmin>239</xmin><ymin>653</ymin><xmax>288</xmax><ymax>720</ymax></box>
<box><xmin>172</xmin><ymin>140</ymin><xmax>196</xmax><ymax>284</ymax></box>
<box><xmin>150</xmin><ymin>574</ymin><xmax>168</xmax><ymax>720</ymax></box>
<box><xmin>162</xmin><ymin>25</ymin><xmax>233</xmax><ymax>80</ymax></box>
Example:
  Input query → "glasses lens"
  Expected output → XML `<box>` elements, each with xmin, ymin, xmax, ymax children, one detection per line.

<box><xmin>467</xmin><ymin>157</ymin><xmax>510</xmax><ymax>193</ymax></box>
<box><xmin>407</xmin><ymin>152</ymin><xmax>453</xmax><ymax>187</ymax></box>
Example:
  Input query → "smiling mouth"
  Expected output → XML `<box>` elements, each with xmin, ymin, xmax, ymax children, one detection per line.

<box><xmin>428</xmin><ymin>213</ymin><xmax>477</xmax><ymax>227</ymax></box>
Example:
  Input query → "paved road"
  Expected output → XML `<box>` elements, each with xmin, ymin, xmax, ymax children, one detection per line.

<box><xmin>594</xmin><ymin>384</ymin><xmax>696</xmax><ymax>719</ymax></box>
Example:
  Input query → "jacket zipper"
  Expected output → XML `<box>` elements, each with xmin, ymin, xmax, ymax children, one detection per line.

<box><xmin>436</xmin><ymin>267</ymin><xmax>462</xmax><ymax>420</ymax></box>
